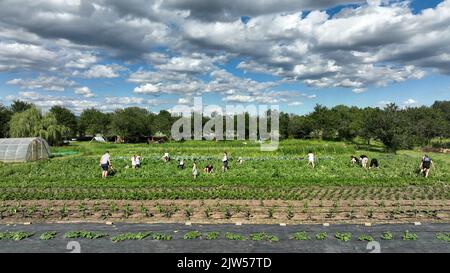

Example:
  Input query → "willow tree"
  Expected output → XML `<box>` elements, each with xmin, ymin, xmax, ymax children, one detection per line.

<box><xmin>9</xmin><ymin>106</ymin><xmax>68</xmax><ymax>146</ymax></box>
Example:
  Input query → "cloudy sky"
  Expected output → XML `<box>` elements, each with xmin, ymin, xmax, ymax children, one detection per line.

<box><xmin>0</xmin><ymin>0</ymin><xmax>449</xmax><ymax>114</ymax></box>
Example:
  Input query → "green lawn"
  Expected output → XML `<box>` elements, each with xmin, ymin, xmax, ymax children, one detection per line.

<box><xmin>0</xmin><ymin>140</ymin><xmax>448</xmax><ymax>200</ymax></box>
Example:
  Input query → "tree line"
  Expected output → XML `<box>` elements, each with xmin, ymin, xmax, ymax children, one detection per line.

<box><xmin>0</xmin><ymin>100</ymin><xmax>449</xmax><ymax>151</ymax></box>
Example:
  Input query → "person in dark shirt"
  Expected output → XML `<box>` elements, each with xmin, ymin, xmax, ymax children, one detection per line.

<box><xmin>420</xmin><ymin>155</ymin><xmax>434</xmax><ymax>178</ymax></box>
<box><xmin>369</xmin><ymin>158</ymin><xmax>379</xmax><ymax>169</ymax></box>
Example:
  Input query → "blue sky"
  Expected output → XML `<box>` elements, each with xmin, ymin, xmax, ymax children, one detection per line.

<box><xmin>0</xmin><ymin>0</ymin><xmax>449</xmax><ymax>115</ymax></box>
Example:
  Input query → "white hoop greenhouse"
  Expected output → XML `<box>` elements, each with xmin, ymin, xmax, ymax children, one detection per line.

<box><xmin>0</xmin><ymin>137</ymin><xmax>51</xmax><ymax>163</ymax></box>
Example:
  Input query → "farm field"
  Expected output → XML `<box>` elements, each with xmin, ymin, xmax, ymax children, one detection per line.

<box><xmin>0</xmin><ymin>140</ymin><xmax>449</xmax><ymax>224</ymax></box>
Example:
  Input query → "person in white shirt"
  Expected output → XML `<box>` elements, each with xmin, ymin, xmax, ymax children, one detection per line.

<box><xmin>131</xmin><ymin>155</ymin><xmax>141</xmax><ymax>169</ymax></box>
<box><xmin>162</xmin><ymin>152</ymin><xmax>170</xmax><ymax>162</ymax></box>
<box><xmin>135</xmin><ymin>155</ymin><xmax>141</xmax><ymax>168</ymax></box>
<box><xmin>222</xmin><ymin>152</ymin><xmax>228</xmax><ymax>172</ymax></box>
<box><xmin>192</xmin><ymin>161</ymin><xmax>198</xmax><ymax>180</ymax></box>
<box><xmin>99</xmin><ymin>151</ymin><xmax>111</xmax><ymax>178</ymax></box>
<box><xmin>360</xmin><ymin>155</ymin><xmax>369</xmax><ymax>169</ymax></box>
<box><xmin>178</xmin><ymin>159</ymin><xmax>185</xmax><ymax>169</ymax></box>
<box><xmin>237</xmin><ymin>157</ymin><xmax>244</xmax><ymax>164</ymax></box>
<box><xmin>307</xmin><ymin>151</ymin><xmax>315</xmax><ymax>168</ymax></box>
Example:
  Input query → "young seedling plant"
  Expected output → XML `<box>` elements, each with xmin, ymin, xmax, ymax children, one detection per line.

<box><xmin>315</xmin><ymin>232</ymin><xmax>328</xmax><ymax>240</ymax></box>
<box><xmin>64</xmin><ymin>231</ymin><xmax>108</xmax><ymax>239</ymax></box>
<box><xmin>225</xmin><ymin>232</ymin><xmax>246</xmax><ymax>241</ymax></box>
<box><xmin>292</xmin><ymin>231</ymin><xmax>311</xmax><ymax>241</ymax></box>
<box><xmin>205</xmin><ymin>232</ymin><xmax>220</xmax><ymax>240</ymax></box>
<box><xmin>403</xmin><ymin>230</ymin><xmax>417</xmax><ymax>241</ymax></box>
<box><xmin>249</xmin><ymin>232</ymin><xmax>279</xmax><ymax>242</ymax></box>
<box><xmin>111</xmin><ymin>232</ymin><xmax>151</xmax><ymax>243</ymax></box>
<box><xmin>381</xmin><ymin>231</ymin><xmax>394</xmax><ymax>240</ymax></box>
<box><xmin>436</xmin><ymin>233</ymin><xmax>450</xmax><ymax>242</ymax></box>
<box><xmin>335</xmin><ymin>232</ymin><xmax>352</xmax><ymax>242</ymax></box>
<box><xmin>0</xmin><ymin>231</ymin><xmax>34</xmax><ymax>241</ymax></box>
<box><xmin>184</xmin><ymin>231</ymin><xmax>202</xmax><ymax>240</ymax></box>
<box><xmin>40</xmin><ymin>231</ymin><xmax>57</xmax><ymax>240</ymax></box>
<box><xmin>358</xmin><ymin>235</ymin><xmax>374</xmax><ymax>242</ymax></box>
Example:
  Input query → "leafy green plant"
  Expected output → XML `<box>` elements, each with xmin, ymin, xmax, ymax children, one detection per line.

<box><xmin>381</xmin><ymin>231</ymin><xmax>393</xmax><ymax>240</ymax></box>
<box><xmin>64</xmin><ymin>231</ymin><xmax>108</xmax><ymax>239</ymax></box>
<box><xmin>335</xmin><ymin>232</ymin><xmax>352</xmax><ymax>242</ymax></box>
<box><xmin>403</xmin><ymin>230</ymin><xmax>417</xmax><ymax>241</ymax></box>
<box><xmin>111</xmin><ymin>232</ymin><xmax>151</xmax><ymax>243</ymax></box>
<box><xmin>109</xmin><ymin>202</ymin><xmax>119</xmax><ymax>213</ymax></box>
<box><xmin>40</xmin><ymin>231</ymin><xmax>57</xmax><ymax>240</ymax></box>
<box><xmin>139</xmin><ymin>204</ymin><xmax>153</xmax><ymax>217</ymax></box>
<box><xmin>59</xmin><ymin>204</ymin><xmax>69</xmax><ymax>219</ymax></box>
<box><xmin>184</xmin><ymin>207</ymin><xmax>194</xmax><ymax>220</ymax></box>
<box><xmin>292</xmin><ymin>231</ymin><xmax>311</xmax><ymax>241</ymax></box>
<box><xmin>205</xmin><ymin>232</ymin><xmax>220</xmax><ymax>240</ymax></box>
<box><xmin>221</xmin><ymin>205</ymin><xmax>234</xmax><ymax>219</ymax></box>
<box><xmin>267</xmin><ymin>207</ymin><xmax>275</xmax><ymax>219</ymax></box>
<box><xmin>78</xmin><ymin>203</ymin><xmax>89</xmax><ymax>218</ymax></box>
<box><xmin>249</xmin><ymin>232</ymin><xmax>279</xmax><ymax>242</ymax></box>
<box><xmin>285</xmin><ymin>206</ymin><xmax>294</xmax><ymax>220</ymax></box>
<box><xmin>122</xmin><ymin>204</ymin><xmax>133</xmax><ymax>219</ymax></box>
<box><xmin>358</xmin><ymin>235</ymin><xmax>374</xmax><ymax>242</ymax></box>
<box><xmin>0</xmin><ymin>231</ymin><xmax>34</xmax><ymax>241</ymax></box>
<box><xmin>315</xmin><ymin>232</ymin><xmax>328</xmax><ymax>240</ymax></box>
<box><xmin>151</xmin><ymin>232</ymin><xmax>172</xmax><ymax>241</ymax></box>
<box><xmin>243</xmin><ymin>207</ymin><xmax>253</xmax><ymax>220</ymax></box>
<box><xmin>159</xmin><ymin>204</ymin><xmax>179</xmax><ymax>218</ymax></box>
<box><xmin>225</xmin><ymin>232</ymin><xmax>246</xmax><ymax>241</ymax></box>
<box><xmin>436</xmin><ymin>233</ymin><xmax>450</xmax><ymax>242</ymax></box>
<box><xmin>204</xmin><ymin>206</ymin><xmax>213</xmax><ymax>219</ymax></box>
<box><xmin>184</xmin><ymin>231</ymin><xmax>202</xmax><ymax>240</ymax></box>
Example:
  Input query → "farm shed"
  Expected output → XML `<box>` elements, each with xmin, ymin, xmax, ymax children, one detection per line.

<box><xmin>0</xmin><ymin>137</ymin><xmax>51</xmax><ymax>163</ymax></box>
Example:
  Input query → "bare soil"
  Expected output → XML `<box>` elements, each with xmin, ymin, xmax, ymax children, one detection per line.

<box><xmin>1</xmin><ymin>199</ymin><xmax>449</xmax><ymax>225</ymax></box>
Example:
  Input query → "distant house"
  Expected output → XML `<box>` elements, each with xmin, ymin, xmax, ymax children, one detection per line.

<box><xmin>0</xmin><ymin>137</ymin><xmax>51</xmax><ymax>163</ymax></box>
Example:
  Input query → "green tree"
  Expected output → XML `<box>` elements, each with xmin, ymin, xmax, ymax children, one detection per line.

<box><xmin>111</xmin><ymin>107</ymin><xmax>152</xmax><ymax>142</ymax></box>
<box><xmin>309</xmin><ymin>104</ymin><xmax>338</xmax><ymax>139</ymax></box>
<box><xmin>78</xmin><ymin>108</ymin><xmax>111</xmax><ymax>136</ymax></box>
<box><xmin>153</xmin><ymin>110</ymin><xmax>174</xmax><ymax>137</ymax></box>
<box><xmin>371</xmin><ymin>104</ymin><xmax>412</xmax><ymax>152</ymax></box>
<box><xmin>9</xmin><ymin>106</ymin><xmax>68</xmax><ymax>146</ymax></box>
<box><xmin>0</xmin><ymin>104</ymin><xmax>12</xmax><ymax>137</ymax></box>
<box><xmin>10</xmin><ymin>100</ymin><xmax>33</xmax><ymax>113</ymax></box>
<box><xmin>279</xmin><ymin>112</ymin><xmax>290</xmax><ymax>139</ymax></box>
<box><xmin>288</xmin><ymin>115</ymin><xmax>313</xmax><ymax>139</ymax></box>
<box><xmin>49</xmin><ymin>106</ymin><xmax>78</xmax><ymax>138</ymax></box>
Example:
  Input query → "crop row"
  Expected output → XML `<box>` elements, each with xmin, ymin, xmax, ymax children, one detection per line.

<box><xmin>0</xmin><ymin>185</ymin><xmax>448</xmax><ymax>201</ymax></box>
<box><xmin>1</xmin><ymin>230</ymin><xmax>449</xmax><ymax>243</ymax></box>
<box><xmin>1</xmin><ymin>200</ymin><xmax>448</xmax><ymax>222</ymax></box>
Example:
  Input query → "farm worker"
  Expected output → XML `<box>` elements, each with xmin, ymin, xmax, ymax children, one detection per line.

<box><xmin>238</xmin><ymin>157</ymin><xmax>244</xmax><ymax>164</ymax></box>
<box><xmin>192</xmin><ymin>161</ymin><xmax>198</xmax><ymax>179</ymax></box>
<box><xmin>369</xmin><ymin>158</ymin><xmax>379</xmax><ymax>169</ymax></box>
<box><xmin>178</xmin><ymin>159</ymin><xmax>185</xmax><ymax>169</ymax></box>
<box><xmin>131</xmin><ymin>155</ymin><xmax>141</xmax><ymax>169</ymax></box>
<box><xmin>307</xmin><ymin>151</ymin><xmax>315</xmax><ymax>168</ymax></box>
<box><xmin>204</xmin><ymin>164</ymin><xmax>214</xmax><ymax>173</ymax></box>
<box><xmin>350</xmin><ymin>156</ymin><xmax>358</xmax><ymax>165</ymax></box>
<box><xmin>136</xmin><ymin>155</ymin><xmax>141</xmax><ymax>168</ymax></box>
<box><xmin>420</xmin><ymin>154</ymin><xmax>434</xmax><ymax>178</ymax></box>
<box><xmin>222</xmin><ymin>152</ymin><xmax>228</xmax><ymax>171</ymax></box>
<box><xmin>163</xmin><ymin>152</ymin><xmax>170</xmax><ymax>162</ymax></box>
<box><xmin>99</xmin><ymin>151</ymin><xmax>111</xmax><ymax>178</ymax></box>
<box><xmin>360</xmin><ymin>155</ymin><xmax>369</xmax><ymax>168</ymax></box>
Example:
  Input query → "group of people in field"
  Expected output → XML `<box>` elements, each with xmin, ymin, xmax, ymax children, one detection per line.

<box><xmin>99</xmin><ymin>150</ymin><xmax>435</xmax><ymax>179</ymax></box>
<box><xmin>349</xmin><ymin>155</ymin><xmax>378</xmax><ymax>169</ymax></box>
